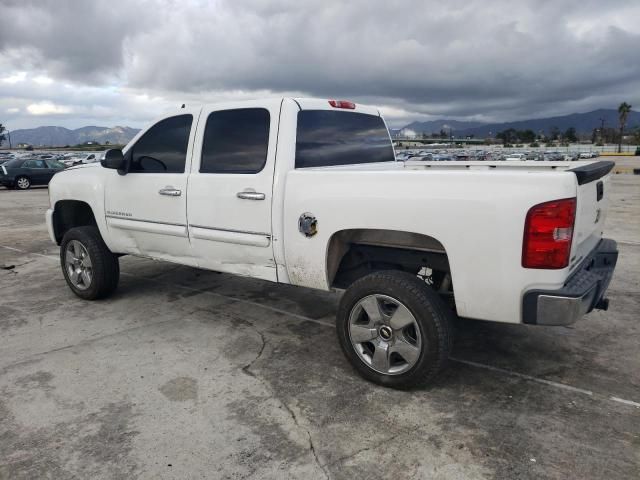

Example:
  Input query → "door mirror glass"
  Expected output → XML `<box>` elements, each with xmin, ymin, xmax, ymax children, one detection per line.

<box><xmin>101</xmin><ymin>149</ymin><xmax>127</xmax><ymax>173</ymax></box>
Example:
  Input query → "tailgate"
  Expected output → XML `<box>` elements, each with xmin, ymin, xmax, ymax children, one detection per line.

<box><xmin>569</xmin><ymin>161</ymin><xmax>615</xmax><ymax>271</ymax></box>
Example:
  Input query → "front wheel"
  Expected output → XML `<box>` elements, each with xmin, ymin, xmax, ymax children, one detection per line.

<box><xmin>60</xmin><ymin>226</ymin><xmax>120</xmax><ymax>300</ymax></box>
<box><xmin>15</xmin><ymin>176</ymin><xmax>31</xmax><ymax>190</ymax></box>
<box><xmin>337</xmin><ymin>270</ymin><xmax>454</xmax><ymax>389</ymax></box>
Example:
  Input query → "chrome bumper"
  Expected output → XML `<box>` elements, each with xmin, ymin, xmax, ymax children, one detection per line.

<box><xmin>522</xmin><ymin>239</ymin><xmax>618</xmax><ymax>326</ymax></box>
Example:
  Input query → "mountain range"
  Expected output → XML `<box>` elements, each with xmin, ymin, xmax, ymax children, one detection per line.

<box><xmin>401</xmin><ymin>109</ymin><xmax>640</xmax><ymax>137</ymax></box>
<box><xmin>5</xmin><ymin>108</ymin><xmax>639</xmax><ymax>146</ymax></box>
<box><xmin>7</xmin><ymin>126</ymin><xmax>140</xmax><ymax>147</ymax></box>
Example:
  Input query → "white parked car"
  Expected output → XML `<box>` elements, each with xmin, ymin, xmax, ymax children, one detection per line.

<box><xmin>45</xmin><ymin>98</ymin><xmax>618</xmax><ymax>388</ymax></box>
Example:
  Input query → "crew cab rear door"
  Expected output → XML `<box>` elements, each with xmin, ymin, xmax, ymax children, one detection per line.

<box><xmin>104</xmin><ymin>110</ymin><xmax>199</xmax><ymax>263</ymax></box>
<box><xmin>186</xmin><ymin>99</ymin><xmax>281</xmax><ymax>281</ymax></box>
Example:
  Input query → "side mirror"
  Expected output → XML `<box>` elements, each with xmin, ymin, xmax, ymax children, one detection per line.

<box><xmin>101</xmin><ymin>149</ymin><xmax>127</xmax><ymax>174</ymax></box>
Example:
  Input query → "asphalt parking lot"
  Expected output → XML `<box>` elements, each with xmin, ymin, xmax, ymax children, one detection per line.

<box><xmin>1</xmin><ymin>176</ymin><xmax>639</xmax><ymax>480</ymax></box>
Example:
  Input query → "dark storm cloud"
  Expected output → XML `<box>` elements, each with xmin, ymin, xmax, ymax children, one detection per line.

<box><xmin>1</xmin><ymin>0</ymin><xmax>639</xmax><ymax>127</ymax></box>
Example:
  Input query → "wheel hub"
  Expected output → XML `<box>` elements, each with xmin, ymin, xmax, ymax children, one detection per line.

<box><xmin>378</xmin><ymin>325</ymin><xmax>393</xmax><ymax>341</ymax></box>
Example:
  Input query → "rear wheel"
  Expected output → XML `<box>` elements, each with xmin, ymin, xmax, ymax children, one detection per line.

<box><xmin>337</xmin><ymin>270</ymin><xmax>453</xmax><ymax>389</ymax></box>
<box><xmin>60</xmin><ymin>226</ymin><xmax>119</xmax><ymax>300</ymax></box>
<box><xmin>16</xmin><ymin>176</ymin><xmax>31</xmax><ymax>190</ymax></box>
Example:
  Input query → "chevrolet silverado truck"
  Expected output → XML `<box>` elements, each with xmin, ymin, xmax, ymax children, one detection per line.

<box><xmin>45</xmin><ymin>98</ymin><xmax>618</xmax><ymax>388</ymax></box>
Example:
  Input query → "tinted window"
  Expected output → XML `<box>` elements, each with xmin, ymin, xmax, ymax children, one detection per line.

<box><xmin>295</xmin><ymin>111</ymin><xmax>394</xmax><ymax>168</ymax></box>
<box><xmin>23</xmin><ymin>160</ymin><xmax>47</xmax><ymax>168</ymax></box>
<box><xmin>129</xmin><ymin>114</ymin><xmax>193</xmax><ymax>173</ymax></box>
<box><xmin>200</xmin><ymin>108</ymin><xmax>270</xmax><ymax>174</ymax></box>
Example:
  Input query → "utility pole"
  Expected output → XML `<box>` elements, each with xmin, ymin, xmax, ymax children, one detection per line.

<box><xmin>599</xmin><ymin>117</ymin><xmax>605</xmax><ymax>144</ymax></box>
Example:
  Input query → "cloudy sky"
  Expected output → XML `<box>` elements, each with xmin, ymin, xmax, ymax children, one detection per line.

<box><xmin>1</xmin><ymin>0</ymin><xmax>639</xmax><ymax>130</ymax></box>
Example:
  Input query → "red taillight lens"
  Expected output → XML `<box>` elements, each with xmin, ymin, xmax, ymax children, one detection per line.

<box><xmin>522</xmin><ymin>198</ymin><xmax>576</xmax><ymax>269</ymax></box>
<box><xmin>328</xmin><ymin>99</ymin><xmax>356</xmax><ymax>109</ymax></box>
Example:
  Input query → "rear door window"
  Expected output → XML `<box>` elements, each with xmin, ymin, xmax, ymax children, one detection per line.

<box><xmin>129</xmin><ymin>114</ymin><xmax>193</xmax><ymax>173</ymax></box>
<box><xmin>295</xmin><ymin>111</ymin><xmax>394</xmax><ymax>168</ymax></box>
<box><xmin>200</xmin><ymin>108</ymin><xmax>270</xmax><ymax>174</ymax></box>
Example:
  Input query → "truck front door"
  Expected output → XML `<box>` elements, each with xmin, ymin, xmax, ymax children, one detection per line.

<box><xmin>187</xmin><ymin>99</ymin><xmax>281</xmax><ymax>281</ymax></box>
<box><xmin>104</xmin><ymin>111</ymin><xmax>199</xmax><ymax>264</ymax></box>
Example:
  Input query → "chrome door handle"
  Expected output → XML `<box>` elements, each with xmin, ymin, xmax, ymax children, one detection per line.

<box><xmin>159</xmin><ymin>187</ymin><xmax>182</xmax><ymax>196</ymax></box>
<box><xmin>237</xmin><ymin>191</ymin><xmax>265</xmax><ymax>201</ymax></box>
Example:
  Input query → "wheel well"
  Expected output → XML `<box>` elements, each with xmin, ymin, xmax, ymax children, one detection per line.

<box><xmin>52</xmin><ymin>200</ymin><xmax>97</xmax><ymax>244</ymax></box>
<box><xmin>327</xmin><ymin>229</ymin><xmax>453</xmax><ymax>297</ymax></box>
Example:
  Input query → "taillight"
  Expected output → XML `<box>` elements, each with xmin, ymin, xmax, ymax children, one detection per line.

<box><xmin>328</xmin><ymin>99</ymin><xmax>356</xmax><ymax>109</ymax></box>
<box><xmin>522</xmin><ymin>198</ymin><xmax>576</xmax><ymax>269</ymax></box>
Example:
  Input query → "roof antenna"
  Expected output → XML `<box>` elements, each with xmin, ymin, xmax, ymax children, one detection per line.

<box><xmin>181</xmin><ymin>104</ymin><xmax>185</xmax><ymax>109</ymax></box>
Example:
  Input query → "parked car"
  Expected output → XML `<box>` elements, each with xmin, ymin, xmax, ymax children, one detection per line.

<box><xmin>70</xmin><ymin>153</ymin><xmax>99</xmax><ymax>166</ymax></box>
<box><xmin>45</xmin><ymin>97</ymin><xmax>618</xmax><ymax>388</ymax></box>
<box><xmin>0</xmin><ymin>158</ymin><xmax>66</xmax><ymax>189</ymax></box>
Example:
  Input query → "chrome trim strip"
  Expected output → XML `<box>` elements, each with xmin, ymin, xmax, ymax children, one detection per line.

<box><xmin>105</xmin><ymin>214</ymin><xmax>186</xmax><ymax>227</ymax></box>
<box><xmin>106</xmin><ymin>216</ymin><xmax>188</xmax><ymax>237</ymax></box>
<box><xmin>189</xmin><ymin>224</ymin><xmax>271</xmax><ymax>238</ymax></box>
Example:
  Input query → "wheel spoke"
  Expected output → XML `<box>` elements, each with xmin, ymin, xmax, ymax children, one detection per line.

<box><xmin>350</xmin><ymin>324</ymin><xmax>378</xmax><ymax>343</ymax></box>
<box><xmin>65</xmin><ymin>250</ymin><xmax>75</xmax><ymax>267</ymax></box>
<box><xmin>390</xmin><ymin>338</ymin><xmax>421</xmax><ymax>365</ymax></box>
<box><xmin>81</xmin><ymin>255</ymin><xmax>92</xmax><ymax>268</ymax></box>
<box><xmin>360</xmin><ymin>296</ymin><xmax>384</xmax><ymax>324</ymax></box>
<box><xmin>371</xmin><ymin>342</ymin><xmax>390</xmax><ymax>372</ymax></box>
<box><xmin>389</xmin><ymin>303</ymin><xmax>416</xmax><ymax>330</ymax></box>
<box><xmin>69</xmin><ymin>269</ymin><xmax>79</xmax><ymax>284</ymax></box>
<box><xmin>80</xmin><ymin>270</ymin><xmax>91</xmax><ymax>287</ymax></box>
<box><xmin>73</xmin><ymin>241</ymin><xmax>82</xmax><ymax>259</ymax></box>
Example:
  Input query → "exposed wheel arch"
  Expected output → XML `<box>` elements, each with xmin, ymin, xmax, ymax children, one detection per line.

<box><xmin>327</xmin><ymin>228</ymin><xmax>452</xmax><ymax>294</ymax></box>
<box><xmin>52</xmin><ymin>200</ymin><xmax>98</xmax><ymax>244</ymax></box>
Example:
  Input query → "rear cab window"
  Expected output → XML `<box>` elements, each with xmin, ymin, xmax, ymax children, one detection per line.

<box><xmin>295</xmin><ymin>110</ymin><xmax>394</xmax><ymax>168</ymax></box>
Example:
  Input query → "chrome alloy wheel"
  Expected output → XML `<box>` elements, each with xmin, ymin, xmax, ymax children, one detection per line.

<box><xmin>348</xmin><ymin>294</ymin><xmax>422</xmax><ymax>375</ymax></box>
<box><xmin>16</xmin><ymin>177</ymin><xmax>30</xmax><ymax>189</ymax></box>
<box><xmin>65</xmin><ymin>240</ymin><xmax>93</xmax><ymax>290</ymax></box>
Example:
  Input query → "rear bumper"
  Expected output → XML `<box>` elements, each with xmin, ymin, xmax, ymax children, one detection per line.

<box><xmin>522</xmin><ymin>238</ymin><xmax>618</xmax><ymax>325</ymax></box>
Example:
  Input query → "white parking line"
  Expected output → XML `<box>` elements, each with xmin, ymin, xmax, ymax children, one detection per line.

<box><xmin>2</xmin><ymin>244</ymin><xmax>638</xmax><ymax>409</ymax></box>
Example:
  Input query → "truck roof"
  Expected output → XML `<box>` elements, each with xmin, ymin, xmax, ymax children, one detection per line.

<box><xmin>179</xmin><ymin>97</ymin><xmax>381</xmax><ymax>117</ymax></box>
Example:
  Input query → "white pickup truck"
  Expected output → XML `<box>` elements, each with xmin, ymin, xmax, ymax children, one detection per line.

<box><xmin>46</xmin><ymin>98</ymin><xmax>618</xmax><ymax>388</ymax></box>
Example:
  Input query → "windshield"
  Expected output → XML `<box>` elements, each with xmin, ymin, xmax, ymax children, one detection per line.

<box><xmin>295</xmin><ymin>110</ymin><xmax>394</xmax><ymax>168</ymax></box>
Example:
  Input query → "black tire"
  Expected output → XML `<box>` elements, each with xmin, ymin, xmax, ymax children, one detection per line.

<box><xmin>60</xmin><ymin>226</ymin><xmax>120</xmax><ymax>300</ymax></box>
<box><xmin>15</xmin><ymin>176</ymin><xmax>31</xmax><ymax>190</ymax></box>
<box><xmin>337</xmin><ymin>270</ymin><xmax>454</xmax><ymax>389</ymax></box>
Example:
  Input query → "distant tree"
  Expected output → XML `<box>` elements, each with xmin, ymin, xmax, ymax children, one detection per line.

<box><xmin>0</xmin><ymin>123</ymin><xmax>6</xmax><ymax>146</ymax></box>
<box><xmin>618</xmin><ymin>102</ymin><xmax>632</xmax><ymax>153</ymax></box>
<box><xmin>439</xmin><ymin>129</ymin><xmax>447</xmax><ymax>139</ymax></box>
<box><xmin>549</xmin><ymin>126</ymin><xmax>560</xmax><ymax>141</ymax></box>
<box><xmin>519</xmin><ymin>129</ymin><xmax>536</xmax><ymax>143</ymax></box>
<box><xmin>564</xmin><ymin>127</ymin><xmax>578</xmax><ymax>143</ymax></box>
<box><xmin>591</xmin><ymin>128</ymin><xmax>598</xmax><ymax>144</ymax></box>
<box><xmin>496</xmin><ymin>128</ymin><xmax>517</xmax><ymax>145</ymax></box>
